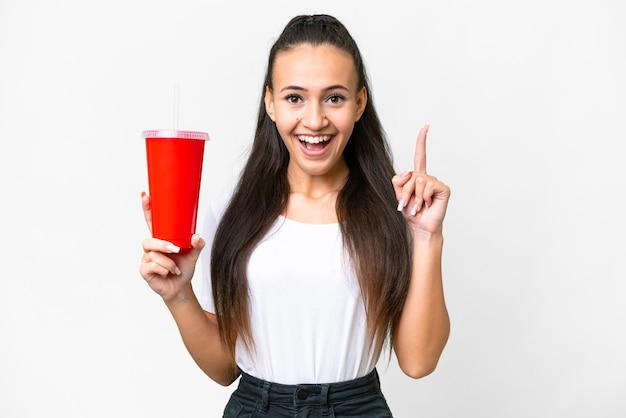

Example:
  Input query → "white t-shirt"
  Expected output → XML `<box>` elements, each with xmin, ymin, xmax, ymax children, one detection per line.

<box><xmin>200</xmin><ymin>194</ymin><xmax>380</xmax><ymax>384</ymax></box>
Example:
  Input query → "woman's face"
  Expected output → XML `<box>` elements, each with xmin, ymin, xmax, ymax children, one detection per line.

<box><xmin>265</xmin><ymin>43</ymin><xmax>367</xmax><ymax>181</ymax></box>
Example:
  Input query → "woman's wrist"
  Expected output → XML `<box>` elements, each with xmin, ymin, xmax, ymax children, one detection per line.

<box><xmin>410</xmin><ymin>227</ymin><xmax>444</xmax><ymax>245</ymax></box>
<box><xmin>163</xmin><ymin>283</ymin><xmax>195</xmax><ymax>307</ymax></box>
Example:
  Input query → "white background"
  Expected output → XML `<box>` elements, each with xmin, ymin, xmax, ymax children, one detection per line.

<box><xmin>1</xmin><ymin>0</ymin><xmax>625</xmax><ymax>417</ymax></box>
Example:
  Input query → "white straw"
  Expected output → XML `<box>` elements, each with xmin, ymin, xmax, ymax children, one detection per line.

<box><xmin>173</xmin><ymin>82</ymin><xmax>180</xmax><ymax>131</ymax></box>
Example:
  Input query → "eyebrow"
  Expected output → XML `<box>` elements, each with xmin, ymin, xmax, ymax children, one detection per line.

<box><xmin>279</xmin><ymin>84</ymin><xmax>350</xmax><ymax>93</ymax></box>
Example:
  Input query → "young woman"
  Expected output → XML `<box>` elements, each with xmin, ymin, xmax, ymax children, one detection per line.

<box><xmin>140</xmin><ymin>14</ymin><xmax>450</xmax><ymax>417</ymax></box>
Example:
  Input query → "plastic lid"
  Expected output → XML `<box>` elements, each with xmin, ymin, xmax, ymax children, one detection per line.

<box><xmin>141</xmin><ymin>130</ymin><xmax>209</xmax><ymax>140</ymax></box>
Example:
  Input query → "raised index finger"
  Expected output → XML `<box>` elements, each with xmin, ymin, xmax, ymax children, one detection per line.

<box><xmin>414</xmin><ymin>124</ymin><xmax>429</xmax><ymax>174</ymax></box>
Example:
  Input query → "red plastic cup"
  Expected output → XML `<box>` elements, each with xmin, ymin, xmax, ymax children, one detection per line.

<box><xmin>142</xmin><ymin>130</ymin><xmax>209</xmax><ymax>249</ymax></box>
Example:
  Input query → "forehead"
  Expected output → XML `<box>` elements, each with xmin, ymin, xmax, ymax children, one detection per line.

<box><xmin>272</xmin><ymin>44</ymin><xmax>358</xmax><ymax>89</ymax></box>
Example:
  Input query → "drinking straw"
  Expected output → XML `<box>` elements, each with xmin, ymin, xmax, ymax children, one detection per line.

<box><xmin>173</xmin><ymin>82</ymin><xmax>180</xmax><ymax>131</ymax></box>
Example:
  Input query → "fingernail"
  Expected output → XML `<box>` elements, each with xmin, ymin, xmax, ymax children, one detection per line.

<box><xmin>410</xmin><ymin>204</ymin><xmax>419</xmax><ymax>216</ymax></box>
<box><xmin>165</xmin><ymin>244</ymin><xmax>180</xmax><ymax>253</ymax></box>
<box><xmin>397</xmin><ymin>199</ymin><xmax>405</xmax><ymax>212</ymax></box>
<box><xmin>141</xmin><ymin>191</ymin><xmax>146</xmax><ymax>198</ymax></box>
<box><xmin>174</xmin><ymin>267</ymin><xmax>182</xmax><ymax>276</ymax></box>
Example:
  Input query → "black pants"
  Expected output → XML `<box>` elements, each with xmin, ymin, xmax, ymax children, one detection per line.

<box><xmin>223</xmin><ymin>368</ymin><xmax>393</xmax><ymax>417</ymax></box>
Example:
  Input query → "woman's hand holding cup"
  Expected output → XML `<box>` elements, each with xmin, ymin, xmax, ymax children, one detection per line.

<box><xmin>139</xmin><ymin>192</ymin><xmax>205</xmax><ymax>304</ymax></box>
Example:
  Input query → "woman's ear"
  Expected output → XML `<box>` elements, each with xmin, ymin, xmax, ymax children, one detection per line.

<box><xmin>264</xmin><ymin>86</ymin><xmax>276</xmax><ymax>121</ymax></box>
<box><xmin>355</xmin><ymin>87</ymin><xmax>367</xmax><ymax>122</ymax></box>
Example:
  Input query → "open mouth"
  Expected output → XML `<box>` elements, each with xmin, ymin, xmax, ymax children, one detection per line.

<box><xmin>297</xmin><ymin>135</ymin><xmax>332</xmax><ymax>151</ymax></box>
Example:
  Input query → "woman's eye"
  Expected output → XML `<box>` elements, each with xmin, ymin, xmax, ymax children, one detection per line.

<box><xmin>327</xmin><ymin>94</ymin><xmax>345</xmax><ymax>104</ymax></box>
<box><xmin>285</xmin><ymin>94</ymin><xmax>302</xmax><ymax>104</ymax></box>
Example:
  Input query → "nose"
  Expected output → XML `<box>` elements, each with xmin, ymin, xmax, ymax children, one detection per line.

<box><xmin>300</xmin><ymin>102</ymin><xmax>328</xmax><ymax>130</ymax></box>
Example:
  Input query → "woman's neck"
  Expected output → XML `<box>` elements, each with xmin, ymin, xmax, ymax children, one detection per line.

<box><xmin>284</xmin><ymin>162</ymin><xmax>348</xmax><ymax>224</ymax></box>
<box><xmin>286</xmin><ymin>160</ymin><xmax>349</xmax><ymax>197</ymax></box>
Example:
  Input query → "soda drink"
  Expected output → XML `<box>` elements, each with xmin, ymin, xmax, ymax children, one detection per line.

<box><xmin>142</xmin><ymin>130</ymin><xmax>209</xmax><ymax>248</ymax></box>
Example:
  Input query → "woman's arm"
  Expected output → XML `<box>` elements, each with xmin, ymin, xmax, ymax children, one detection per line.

<box><xmin>164</xmin><ymin>284</ymin><xmax>239</xmax><ymax>386</ymax></box>
<box><xmin>391</xmin><ymin>125</ymin><xmax>451</xmax><ymax>378</ymax></box>
<box><xmin>139</xmin><ymin>194</ymin><xmax>237</xmax><ymax>386</ymax></box>
<box><xmin>392</xmin><ymin>231</ymin><xmax>449</xmax><ymax>378</ymax></box>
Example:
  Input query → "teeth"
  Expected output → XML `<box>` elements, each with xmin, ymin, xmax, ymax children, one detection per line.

<box><xmin>298</xmin><ymin>135</ymin><xmax>331</xmax><ymax>144</ymax></box>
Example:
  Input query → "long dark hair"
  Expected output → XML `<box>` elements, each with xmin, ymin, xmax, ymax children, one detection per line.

<box><xmin>210</xmin><ymin>14</ymin><xmax>412</xmax><ymax>363</ymax></box>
